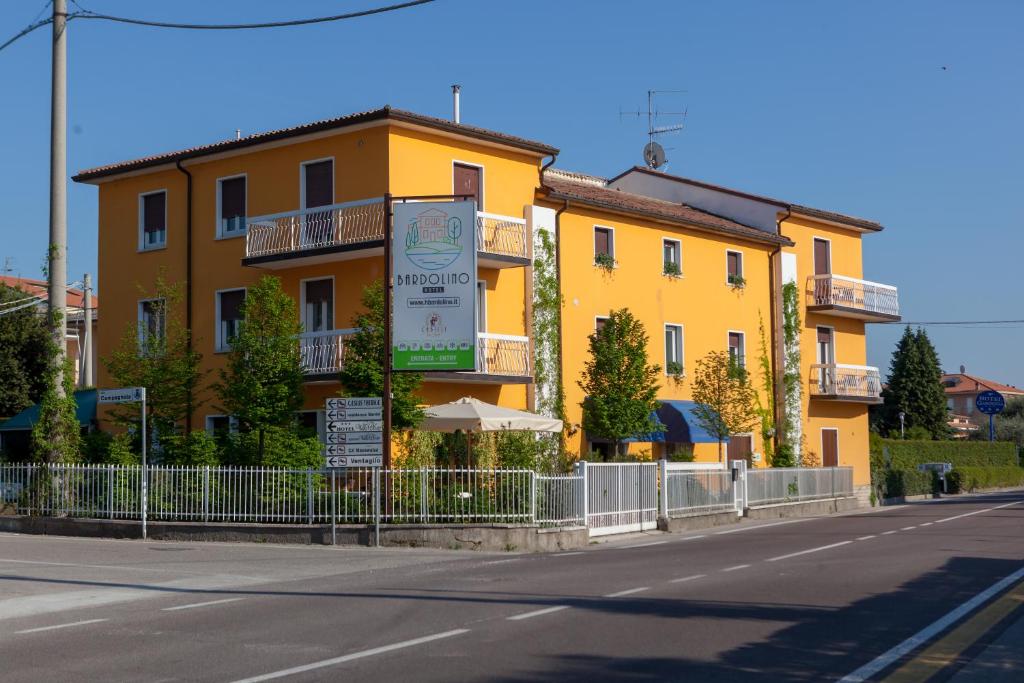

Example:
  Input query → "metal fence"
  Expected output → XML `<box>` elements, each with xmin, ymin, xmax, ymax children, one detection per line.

<box><xmin>535</xmin><ymin>473</ymin><xmax>585</xmax><ymax>527</ymax></box>
<box><xmin>746</xmin><ymin>466</ymin><xmax>853</xmax><ymax>506</ymax></box>
<box><xmin>662</xmin><ymin>467</ymin><xmax>736</xmax><ymax>517</ymax></box>
<box><xmin>578</xmin><ymin>461</ymin><xmax>658</xmax><ymax>536</ymax></box>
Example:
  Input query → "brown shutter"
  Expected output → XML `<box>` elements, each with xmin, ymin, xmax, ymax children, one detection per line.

<box><xmin>304</xmin><ymin>279</ymin><xmax>332</xmax><ymax>304</ymax></box>
<box><xmin>144</xmin><ymin>192</ymin><xmax>166</xmax><ymax>232</ymax></box>
<box><xmin>727</xmin><ymin>252</ymin><xmax>740</xmax><ymax>278</ymax></box>
<box><xmin>594</xmin><ymin>228</ymin><xmax>610</xmax><ymax>256</ymax></box>
<box><xmin>728</xmin><ymin>332</ymin><xmax>741</xmax><ymax>351</ymax></box>
<box><xmin>453</xmin><ymin>163</ymin><xmax>482</xmax><ymax>208</ymax></box>
<box><xmin>220</xmin><ymin>290</ymin><xmax>245</xmax><ymax>321</ymax></box>
<box><xmin>822</xmin><ymin>430</ymin><xmax>839</xmax><ymax>467</ymax></box>
<box><xmin>221</xmin><ymin>177</ymin><xmax>246</xmax><ymax>220</ymax></box>
<box><xmin>304</xmin><ymin>161</ymin><xmax>333</xmax><ymax>209</ymax></box>
<box><xmin>595</xmin><ymin>317</ymin><xmax>607</xmax><ymax>334</ymax></box>
<box><xmin>814</xmin><ymin>239</ymin><xmax>831</xmax><ymax>275</ymax></box>
<box><xmin>817</xmin><ymin>327</ymin><xmax>833</xmax><ymax>344</ymax></box>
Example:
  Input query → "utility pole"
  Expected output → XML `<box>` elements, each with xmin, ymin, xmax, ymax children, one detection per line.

<box><xmin>46</xmin><ymin>0</ymin><xmax>69</xmax><ymax>459</ymax></box>
<box><xmin>82</xmin><ymin>272</ymin><xmax>94</xmax><ymax>387</ymax></box>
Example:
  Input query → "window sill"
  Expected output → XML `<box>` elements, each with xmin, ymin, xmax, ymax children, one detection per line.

<box><xmin>215</xmin><ymin>231</ymin><xmax>246</xmax><ymax>241</ymax></box>
<box><xmin>138</xmin><ymin>244</ymin><xmax>167</xmax><ymax>253</ymax></box>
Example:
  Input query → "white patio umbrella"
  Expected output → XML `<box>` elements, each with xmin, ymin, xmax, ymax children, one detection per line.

<box><xmin>421</xmin><ymin>397</ymin><xmax>563</xmax><ymax>466</ymax></box>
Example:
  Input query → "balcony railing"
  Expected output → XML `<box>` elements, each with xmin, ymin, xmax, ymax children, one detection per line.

<box><xmin>477</xmin><ymin>333</ymin><xmax>530</xmax><ymax>377</ymax></box>
<box><xmin>298</xmin><ymin>329</ymin><xmax>530</xmax><ymax>379</ymax></box>
<box><xmin>245</xmin><ymin>199</ymin><xmax>528</xmax><ymax>264</ymax></box>
<box><xmin>299</xmin><ymin>329</ymin><xmax>357</xmax><ymax>377</ymax></box>
<box><xmin>809</xmin><ymin>364</ymin><xmax>882</xmax><ymax>402</ymax></box>
<box><xmin>807</xmin><ymin>274</ymin><xmax>900</xmax><ymax>320</ymax></box>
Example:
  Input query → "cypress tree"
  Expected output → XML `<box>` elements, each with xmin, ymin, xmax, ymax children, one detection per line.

<box><xmin>880</xmin><ymin>326</ymin><xmax>949</xmax><ymax>438</ymax></box>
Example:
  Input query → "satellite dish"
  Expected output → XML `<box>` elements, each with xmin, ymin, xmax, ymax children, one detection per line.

<box><xmin>643</xmin><ymin>141</ymin><xmax>666</xmax><ymax>169</ymax></box>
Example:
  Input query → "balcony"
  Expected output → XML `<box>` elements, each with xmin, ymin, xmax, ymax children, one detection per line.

<box><xmin>806</xmin><ymin>275</ymin><xmax>900</xmax><ymax>322</ymax></box>
<box><xmin>243</xmin><ymin>198</ymin><xmax>529</xmax><ymax>269</ymax></box>
<box><xmin>299</xmin><ymin>329</ymin><xmax>531</xmax><ymax>384</ymax></box>
<box><xmin>809</xmin><ymin>364</ymin><xmax>883</xmax><ymax>404</ymax></box>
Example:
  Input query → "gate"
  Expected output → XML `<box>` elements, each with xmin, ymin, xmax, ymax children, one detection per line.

<box><xmin>575</xmin><ymin>461</ymin><xmax>658</xmax><ymax>536</ymax></box>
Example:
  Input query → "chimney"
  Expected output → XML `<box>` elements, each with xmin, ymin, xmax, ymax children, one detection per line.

<box><xmin>960</xmin><ymin>364</ymin><xmax>966</xmax><ymax>374</ymax></box>
<box><xmin>451</xmin><ymin>84</ymin><xmax>461</xmax><ymax>124</ymax></box>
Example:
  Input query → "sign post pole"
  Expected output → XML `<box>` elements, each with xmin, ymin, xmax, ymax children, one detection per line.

<box><xmin>990</xmin><ymin>414</ymin><xmax>995</xmax><ymax>442</ymax></box>
<box><xmin>98</xmin><ymin>387</ymin><xmax>147</xmax><ymax>539</ymax></box>
<box><xmin>383</xmin><ymin>193</ymin><xmax>393</xmax><ymax>472</ymax></box>
<box><xmin>140</xmin><ymin>387</ymin><xmax>147</xmax><ymax>541</ymax></box>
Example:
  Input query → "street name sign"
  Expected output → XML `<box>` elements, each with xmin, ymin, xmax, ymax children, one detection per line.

<box><xmin>326</xmin><ymin>455</ymin><xmax>383</xmax><ymax>468</ymax></box>
<box><xmin>326</xmin><ymin>408</ymin><xmax>383</xmax><ymax>421</ymax></box>
<box><xmin>326</xmin><ymin>431</ymin><xmax>384</xmax><ymax>445</ymax></box>
<box><xmin>326</xmin><ymin>443</ymin><xmax>384</xmax><ymax>457</ymax></box>
<box><xmin>326</xmin><ymin>397</ymin><xmax>382</xmax><ymax>410</ymax></box>
<box><xmin>327</xmin><ymin>420</ymin><xmax>384</xmax><ymax>434</ymax></box>
<box><xmin>98</xmin><ymin>387</ymin><xmax>145</xmax><ymax>404</ymax></box>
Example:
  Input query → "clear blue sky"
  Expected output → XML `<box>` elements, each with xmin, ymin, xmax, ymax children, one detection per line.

<box><xmin>2</xmin><ymin>0</ymin><xmax>1022</xmax><ymax>382</ymax></box>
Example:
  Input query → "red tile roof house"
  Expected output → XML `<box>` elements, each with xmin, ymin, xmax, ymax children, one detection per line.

<box><xmin>942</xmin><ymin>366</ymin><xmax>1024</xmax><ymax>429</ymax></box>
<box><xmin>0</xmin><ymin>275</ymin><xmax>98</xmax><ymax>389</ymax></box>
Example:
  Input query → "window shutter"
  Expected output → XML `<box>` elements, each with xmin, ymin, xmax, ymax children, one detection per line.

<box><xmin>220</xmin><ymin>290</ymin><xmax>246</xmax><ymax>322</ymax></box>
<box><xmin>453</xmin><ymin>163</ymin><xmax>482</xmax><ymax>207</ymax></box>
<box><xmin>144</xmin><ymin>193</ymin><xmax>166</xmax><ymax>233</ymax></box>
<box><xmin>595</xmin><ymin>228</ymin><xmax>610</xmax><ymax>256</ymax></box>
<box><xmin>304</xmin><ymin>279</ymin><xmax>332</xmax><ymax>304</ymax></box>
<box><xmin>221</xmin><ymin>177</ymin><xmax>246</xmax><ymax>220</ymax></box>
<box><xmin>304</xmin><ymin>160</ymin><xmax>333</xmax><ymax>209</ymax></box>
<box><xmin>727</xmin><ymin>252</ymin><xmax>740</xmax><ymax>278</ymax></box>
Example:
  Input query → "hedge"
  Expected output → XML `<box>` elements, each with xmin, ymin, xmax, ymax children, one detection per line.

<box><xmin>873</xmin><ymin>468</ymin><xmax>936</xmax><ymax>499</ymax></box>
<box><xmin>871</xmin><ymin>438</ymin><xmax>1019</xmax><ymax>469</ymax></box>
<box><xmin>947</xmin><ymin>466</ymin><xmax>1024</xmax><ymax>493</ymax></box>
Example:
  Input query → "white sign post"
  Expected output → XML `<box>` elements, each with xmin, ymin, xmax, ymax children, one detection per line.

<box><xmin>98</xmin><ymin>387</ymin><xmax>147</xmax><ymax>539</ymax></box>
<box><xmin>391</xmin><ymin>201</ymin><xmax>477</xmax><ymax>372</ymax></box>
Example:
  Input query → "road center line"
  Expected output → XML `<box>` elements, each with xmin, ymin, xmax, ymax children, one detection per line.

<box><xmin>552</xmin><ymin>552</ymin><xmax>584</xmax><ymax>557</ymax></box>
<box><xmin>622</xmin><ymin>541</ymin><xmax>667</xmax><ymax>549</ymax></box>
<box><xmin>838</xmin><ymin>565</ymin><xmax>1024</xmax><ymax>682</ymax></box>
<box><xmin>670</xmin><ymin>574</ymin><xmax>706</xmax><ymax>584</ymax></box>
<box><xmin>723</xmin><ymin>564</ymin><xmax>751</xmax><ymax>572</ymax></box>
<box><xmin>15</xmin><ymin>618</ymin><xmax>108</xmax><ymax>635</ymax></box>
<box><xmin>934</xmin><ymin>500</ymin><xmax>1020</xmax><ymax>524</ymax></box>
<box><xmin>856</xmin><ymin>535</ymin><xmax>876</xmax><ymax>541</ymax></box>
<box><xmin>766</xmin><ymin>541</ymin><xmax>853</xmax><ymax>563</ymax></box>
<box><xmin>230</xmin><ymin>629</ymin><xmax>471</xmax><ymax>683</ymax></box>
<box><xmin>714</xmin><ymin>519</ymin><xmax>811</xmax><ymax>535</ymax></box>
<box><xmin>604</xmin><ymin>587</ymin><xmax>650</xmax><ymax>598</ymax></box>
<box><xmin>882</xmin><ymin>530</ymin><xmax>899</xmax><ymax>535</ymax></box>
<box><xmin>920</xmin><ymin>522</ymin><xmax>933</xmax><ymax>526</ymax></box>
<box><xmin>162</xmin><ymin>598</ymin><xmax>246</xmax><ymax>612</ymax></box>
<box><xmin>507</xmin><ymin>606</ymin><xmax>570</xmax><ymax>620</ymax></box>
<box><xmin>901</xmin><ymin>526</ymin><xmax>917</xmax><ymax>531</ymax></box>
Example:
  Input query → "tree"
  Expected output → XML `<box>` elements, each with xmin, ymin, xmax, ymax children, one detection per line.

<box><xmin>339</xmin><ymin>280</ymin><xmax>424</xmax><ymax>429</ymax></box>
<box><xmin>577</xmin><ymin>309</ymin><xmax>661</xmax><ymax>459</ymax></box>
<box><xmin>0</xmin><ymin>284</ymin><xmax>50</xmax><ymax>418</ymax></box>
<box><xmin>105</xmin><ymin>277</ymin><xmax>206</xmax><ymax>453</ymax></box>
<box><xmin>215</xmin><ymin>275</ymin><xmax>305</xmax><ymax>462</ymax></box>
<box><xmin>879</xmin><ymin>327</ymin><xmax>949</xmax><ymax>439</ymax></box>
<box><xmin>691</xmin><ymin>350</ymin><xmax>760</xmax><ymax>463</ymax></box>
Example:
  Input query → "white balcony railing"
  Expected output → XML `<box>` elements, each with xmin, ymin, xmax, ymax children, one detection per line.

<box><xmin>299</xmin><ymin>329</ymin><xmax>357</xmax><ymax>376</ymax></box>
<box><xmin>245</xmin><ymin>199</ymin><xmax>528</xmax><ymax>262</ymax></box>
<box><xmin>477</xmin><ymin>333</ymin><xmax>531</xmax><ymax>377</ymax></box>
<box><xmin>807</xmin><ymin>274</ymin><xmax>899</xmax><ymax>318</ymax></box>
<box><xmin>809</xmin><ymin>363</ymin><xmax>882</xmax><ymax>401</ymax></box>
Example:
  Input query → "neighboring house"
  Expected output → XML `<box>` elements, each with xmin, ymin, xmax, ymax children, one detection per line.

<box><xmin>0</xmin><ymin>275</ymin><xmax>99</xmax><ymax>388</ymax></box>
<box><xmin>942</xmin><ymin>367</ymin><xmax>1024</xmax><ymax>427</ymax></box>
<box><xmin>72</xmin><ymin>106</ymin><xmax>898</xmax><ymax>490</ymax></box>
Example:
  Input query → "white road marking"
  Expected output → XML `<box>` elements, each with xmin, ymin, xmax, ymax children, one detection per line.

<box><xmin>604</xmin><ymin>587</ymin><xmax>650</xmax><ymax>598</ymax></box>
<box><xmin>622</xmin><ymin>541</ymin><xmax>667</xmax><ymax>549</ymax></box>
<box><xmin>901</xmin><ymin>526</ymin><xmax>917</xmax><ymax>531</ymax></box>
<box><xmin>15</xmin><ymin>618</ymin><xmax>108</xmax><ymax>635</ymax></box>
<box><xmin>507</xmin><ymin>605</ymin><xmax>570</xmax><ymax>621</ymax></box>
<box><xmin>670</xmin><ymin>574</ymin><xmax>706</xmax><ymax>584</ymax></box>
<box><xmin>934</xmin><ymin>500</ymin><xmax>1020</xmax><ymax>524</ymax></box>
<box><xmin>714</xmin><ymin>519</ymin><xmax>811</xmax><ymax>535</ymax></box>
<box><xmin>551</xmin><ymin>552</ymin><xmax>584</xmax><ymax>557</ymax></box>
<box><xmin>231</xmin><ymin>629</ymin><xmax>471</xmax><ymax>682</ymax></box>
<box><xmin>482</xmin><ymin>559</ymin><xmax>521</xmax><ymax>566</ymax></box>
<box><xmin>677</xmin><ymin>534</ymin><xmax>708</xmax><ymax>541</ymax></box>
<box><xmin>839</xmin><ymin>565</ymin><xmax>1024</xmax><ymax>682</ymax></box>
<box><xmin>723</xmin><ymin>564</ymin><xmax>751</xmax><ymax>572</ymax></box>
<box><xmin>161</xmin><ymin>597</ymin><xmax>246</xmax><ymax>612</ymax></box>
<box><xmin>881</xmin><ymin>530</ymin><xmax>899</xmax><ymax>535</ymax></box>
<box><xmin>856</xmin><ymin>535</ymin><xmax>876</xmax><ymax>541</ymax></box>
<box><xmin>766</xmin><ymin>541</ymin><xmax>853</xmax><ymax>563</ymax></box>
<box><xmin>920</xmin><ymin>522</ymin><xmax>933</xmax><ymax>527</ymax></box>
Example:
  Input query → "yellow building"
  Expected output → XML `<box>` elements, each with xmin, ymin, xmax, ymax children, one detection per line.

<box><xmin>74</xmin><ymin>107</ymin><xmax>898</xmax><ymax>488</ymax></box>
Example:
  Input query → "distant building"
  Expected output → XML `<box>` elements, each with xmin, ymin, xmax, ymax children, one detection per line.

<box><xmin>942</xmin><ymin>366</ymin><xmax>1023</xmax><ymax>429</ymax></box>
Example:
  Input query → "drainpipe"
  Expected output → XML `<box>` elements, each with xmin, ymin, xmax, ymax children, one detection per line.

<box><xmin>769</xmin><ymin>207</ymin><xmax>793</xmax><ymax>455</ymax></box>
<box><xmin>554</xmin><ymin>197</ymin><xmax>569</xmax><ymax>422</ymax></box>
<box><xmin>175</xmin><ymin>159</ymin><xmax>194</xmax><ymax>433</ymax></box>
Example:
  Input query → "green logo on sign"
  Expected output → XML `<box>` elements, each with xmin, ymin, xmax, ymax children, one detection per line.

<box><xmin>404</xmin><ymin>208</ymin><xmax>463</xmax><ymax>270</ymax></box>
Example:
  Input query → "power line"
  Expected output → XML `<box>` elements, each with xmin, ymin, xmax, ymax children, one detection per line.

<box><xmin>1</xmin><ymin>0</ymin><xmax>436</xmax><ymax>53</ymax></box>
<box><xmin>877</xmin><ymin>319</ymin><xmax>1024</xmax><ymax>326</ymax></box>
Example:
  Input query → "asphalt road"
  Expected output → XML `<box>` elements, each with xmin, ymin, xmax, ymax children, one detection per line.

<box><xmin>0</xmin><ymin>490</ymin><xmax>1022</xmax><ymax>682</ymax></box>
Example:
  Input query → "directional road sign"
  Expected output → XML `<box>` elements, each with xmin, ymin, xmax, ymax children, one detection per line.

<box><xmin>327</xmin><ymin>420</ymin><xmax>384</xmax><ymax>434</ymax></box>
<box><xmin>327</xmin><ymin>408</ymin><xmax>383</xmax><ymax>421</ymax></box>
<box><xmin>326</xmin><ymin>455</ymin><xmax>383</xmax><ymax>468</ymax></box>
<box><xmin>326</xmin><ymin>397</ymin><xmax>382</xmax><ymax>410</ymax></box>
<box><xmin>326</xmin><ymin>431</ymin><xmax>384</xmax><ymax>444</ymax></box>
<box><xmin>326</xmin><ymin>443</ymin><xmax>384</xmax><ymax>457</ymax></box>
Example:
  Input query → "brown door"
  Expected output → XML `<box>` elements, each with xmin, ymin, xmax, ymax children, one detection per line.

<box><xmin>727</xmin><ymin>435</ymin><xmax>753</xmax><ymax>466</ymax></box>
<box><xmin>821</xmin><ymin>429</ymin><xmax>839</xmax><ymax>467</ymax></box>
<box><xmin>453</xmin><ymin>163</ymin><xmax>482</xmax><ymax>208</ymax></box>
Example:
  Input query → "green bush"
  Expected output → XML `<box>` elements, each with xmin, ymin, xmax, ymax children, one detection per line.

<box><xmin>160</xmin><ymin>431</ymin><xmax>220</xmax><ymax>466</ymax></box>
<box><xmin>871</xmin><ymin>438</ymin><xmax>1018</xmax><ymax>468</ymax></box>
<box><xmin>877</xmin><ymin>468</ymin><xmax>936</xmax><ymax>498</ymax></box>
<box><xmin>80</xmin><ymin>430</ymin><xmax>114</xmax><ymax>464</ymax></box>
<box><xmin>947</xmin><ymin>466</ymin><xmax>1024</xmax><ymax>493</ymax></box>
<box><xmin>222</xmin><ymin>427</ymin><xmax>322</xmax><ymax>469</ymax></box>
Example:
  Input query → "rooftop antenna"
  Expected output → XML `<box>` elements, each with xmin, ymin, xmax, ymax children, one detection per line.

<box><xmin>2</xmin><ymin>257</ymin><xmax>12</xmax><ymax>275</ymax></box>
<box><xmin>620</xmin><ymin>89</ymin><xmax>687</xmax><ymax>170</ymax></box>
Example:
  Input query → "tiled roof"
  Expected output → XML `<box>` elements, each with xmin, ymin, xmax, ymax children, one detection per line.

<box><xmin>73</xmin><ymin>107</ymin><xmax>558</xmax><ymax>182</ymax></box>
<box><xmin>609</xmin><ymin>166</ymin><xmax>884</xmax><ymax>232</ymax></box>
<box><xmin>542</xmin><ymin>169</ymin><xmax>793</xmax><ymax>247</ymax></box>
<box><xmin>941</xmin><ymin>372</ymin><xmax>1024</xmax><ymax>396</ymax></box>
<box><xmin>0</xmin><ymin>275</ymin><xmax>97</xmax><ymax>311</ymax></box>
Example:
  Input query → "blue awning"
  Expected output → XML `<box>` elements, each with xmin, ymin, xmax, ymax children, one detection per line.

<box><xmin>0</xmin><ymin>389</ymin><xmax>97</xmax><ymax>432</ymax></box>
<box><xmin>623</xmin><ymin>400</ymin><xmax>726</xmax><ymax>444</ymax></box>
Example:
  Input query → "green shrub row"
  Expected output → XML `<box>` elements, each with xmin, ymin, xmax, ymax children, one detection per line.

<box><xmin>871</xmin><ymin>436</ymin><xmax>1018</xmax><ymax>468</ymax></box>
<box><xmin>872</xmin><ymin>468</ymin><xmax>936</xmax><ymax>499</ymax></box>
<box><xmin>947</xmin><ymin>466</ymin><xmax>1024</xmax><ymax>493</ymax></box>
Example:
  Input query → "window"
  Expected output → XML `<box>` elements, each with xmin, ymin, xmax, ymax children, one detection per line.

<box><xmin>946</xmin><ymin>398</ymin><xmax>954</xmax><ymax>411</ymax></box>
<box><xmin>138</xmin><ymin>299</ymin><xmax>165</xmax><ymax>348</ymax></box>
<box><xmin>139</xmin><ymin>191</ymin><xmax>167</xmax><ymax>250</ymax></box>
<box><xmin>664</xmin><ymin>324</ymin><xmax>683</xmax><ymax>376</ymax></box>
<box><xmin>216</xmin><ymin>289</ymin><xmax>246</xmax><ymax>351</ymax></box>
<box><xmin>218</xmin><ymin>176</ymin><xmax>246</xmax><ymax>237</ymax></box>
<box><xmin>302</xmin><ymin>159</ymin><xmax>333</xmax><ymax>210</ymax></box>
<box><xmin>595</xmin><ymin>316</ymin><xmax>609</xmax><ymax>335</ymax></box>
<box><xmin>728</xmin><ymin>331</ymin><xmax>745</xmax><ymax>368</ymax></box>
<box><xmin>726</xmin><ymin>250</ymin><xmax>744</xmax><ymax>285</ymax></box>
<box><xmin>296</xmin><ymin>410</ymin><xmax>325</xmax><ymax>442</ymax></box>
<box><xmin>663</xmin><ymin>239</ymin><xmax>681</xmax><ymax>276</ymax></box>
<box><xmin>594</xmin><ymin>226</ymin><xmax>614</xmax><ymax>266</ymax></box>
<box><xmin>302</xmin><ymin>279</ymin><xmax>333</xmax><ymax>333</ymax></box>
<box><xmin>206</xmin><ymin>415</ymin><xmax>239</xmax><ymax>436</ymax></box>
